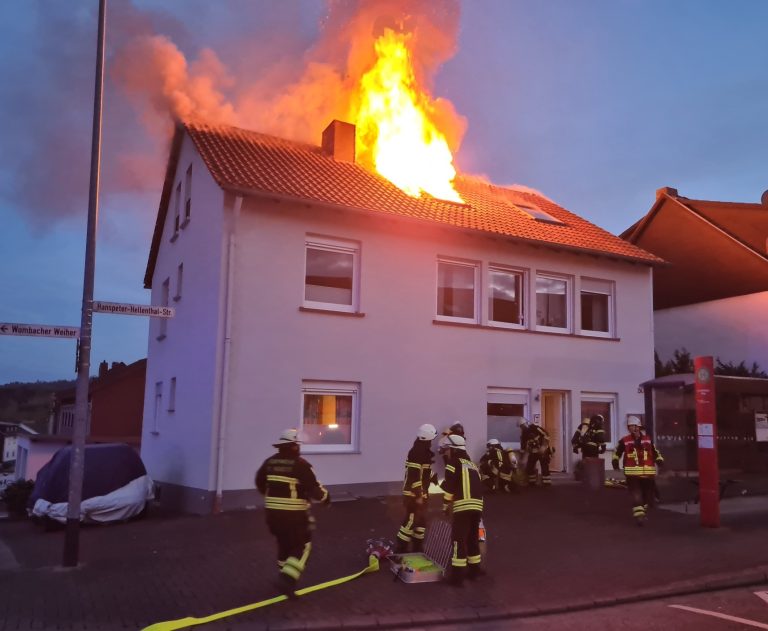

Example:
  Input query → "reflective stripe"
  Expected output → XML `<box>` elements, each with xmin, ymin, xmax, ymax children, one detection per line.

<box><xmin>265</xmin><ymin>497</ymin><xmax>309</xmax><ymax>510</ymax></box>
<box><xmin>454</xmin><ymin>499</ymin><xmax>483</xmax><ymax>512</ymax></box>
<box><xmin>467</xmin><ymin>555</ymin><xmax>481</xmax><ymax>565</ymax></box>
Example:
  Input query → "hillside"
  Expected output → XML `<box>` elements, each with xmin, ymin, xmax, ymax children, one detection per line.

<box><xmin>0</xmin><ymin>379</ymin><xmax>75</xmax><ymax>433</ymax></box>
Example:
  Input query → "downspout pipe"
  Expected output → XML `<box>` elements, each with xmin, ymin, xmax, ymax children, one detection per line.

<box><xmin>213</xmin><ymin>194</ymin><xmax>242</xmax><ymax>513</ymax></box>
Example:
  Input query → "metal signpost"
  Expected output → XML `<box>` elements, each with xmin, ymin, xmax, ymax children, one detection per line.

<box><xmin>694</xmin><ymin>355</ymin><xmax>720</xmax><ymax>528</ymax></box>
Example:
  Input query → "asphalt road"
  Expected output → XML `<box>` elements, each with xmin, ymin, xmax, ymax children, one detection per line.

<box><xmin>424</xmin><ymin>584</ymin><xmax>768</xmax><ymax>630</ymax></box>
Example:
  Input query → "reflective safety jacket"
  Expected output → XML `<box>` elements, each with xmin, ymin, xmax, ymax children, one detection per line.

<box><xmin>613</xmin><ymin>434</ymin><xmax>663</xmax><ymax>477</ymax></box>
<box><xmin>255</xmin><ymin>452</ymin><xmax>329</xmax><ymax>511</ymax></box>
<box><xmin>402</xmin><ymin>440</ymin><xmax>435</xmax><ymax>498</ymax></box>
<box><xmin>581</xmin><ymin>426</ymin><xmax>606</xmax><ymax>457</ymax></box>
<box><xmin>441</xmin><ymin>451</ymin><xmax>484</xmax><ymax>513</ymax></box>
<box><xmin>522</xmin><ymin>424</ymin><xmax>551</xmax><ymax>455</ymax></box>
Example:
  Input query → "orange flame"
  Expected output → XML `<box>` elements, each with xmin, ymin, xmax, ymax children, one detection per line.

<box><xmin>352</xmin><ymin>29</ymin><xmax>463</xmax><ymax>203</ymax></box>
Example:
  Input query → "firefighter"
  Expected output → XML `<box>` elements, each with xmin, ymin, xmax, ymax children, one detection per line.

<box><xmin>571</xmin><ymin>419</ymin><xmax>591</xmax><ymax>480</ymax></box>
<box><xmin>612</xmin><ymin>416</ymin><xmax>664</xmax><ymax>526</ymax></box>
<box><xmin>255</xmin><ymin>428</ymin><xmax>330</xmax><ymax>597</ymax></box>
<box><xmin>441</xmin><ymin>434</ymin><xmax>485</xmax><ymax>586</ymax></box>
<box><xmin>395</xmin><ymin>423</ymin><xmax>438</xmax><ymax>554</ymax></box>
<box><xmin>479</xmin><ymin>438</ymin><xmax>517</xmax><ymax>493</ymax></box>
<box><xmin>520</xmin><ymin>419</ymin><xmax>553</xmax><ymax>487</ymax></box>
<box><xmin>583</xmin><ymin>414</ymin><xmax>607</xmax><ymax>457</ymax></box>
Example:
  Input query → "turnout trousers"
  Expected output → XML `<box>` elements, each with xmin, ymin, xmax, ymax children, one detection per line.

<box><xmin>525</xmin><ymin>452</ymin><xmax>551</xmax><ymax>486</ymax></box>
<box><xmin>265</xmin><ymin>508</ymin><xmax>313</xmax><ymax>582</ymax></box>
<box><xmin>450</xmin><ymin>509</ymin><xmax>482</xmax><ymax>575</ymax></box>
<box><xmin>396</xmin><ymin>496</ymin><xmax>427</xmax><ymax>551</ymax></box>
<box><xmin>626</xmin><ymin>476</ymin><xmax>656</xmax><ymax>522</ymax></box>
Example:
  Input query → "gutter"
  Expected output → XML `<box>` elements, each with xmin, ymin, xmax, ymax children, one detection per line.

<box><xmin>213</xmin><ymin>194</ymin><xmax>242</xmax><ymax>513</ymax></box>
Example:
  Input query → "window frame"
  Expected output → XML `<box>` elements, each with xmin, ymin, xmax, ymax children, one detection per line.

<box><xmin>173</xmin><ymin>263</ymin><xmax>183</xmax><ymax>302</ymax></box>
<box><xmin>168</xmin><ymin>377</ymin><xmax>176</xmax><ymax>413</ymax></box>
<box><xmin>158</xmin><ymin>278</ymin><xmax>170</xmax><ymax>340</ymax></box>
<box><xmin>487</xmin><ymin>387</ymin><xmax>531</xmax><ymax>450</ymax></box>
<box><xmin>579</xmin><ymin>392</ymin><xmax>617</xmax><ymax>445</ymax></box>
<box><xmin>182</xmin><ymin>164</ymin><xmax>192</xmax><ymax>227</ymax></box>
<box><xmin>534</xmin><ymin>272</ymin><xmax>572</xmax><ymax>333</ymax></box>
<box><xmin>302</xmin><ymin>236</ymin><xmax>360</xmax><ymax>314</ymax></box>
<box><xmin>487</xmin><ymin>264</ymin><xmax>527</xmax><ymax>329</ymax></box>
<box><xmin>300</xmin><ymin>380</ymin><xmax>360</xmax><ymax>454</ymax></box>
<box><xmin>152</xmin><ymin>381</ymin><xmax>163</xmax><ymax>434</ymax></box>
<box><xmin>436</xmin><ymin>257</ymin><xmax>480</xmax><ymax>324</ymax></box>
<box><xmin>579</xmin><ymin>277</ymin><xmax>614</xmax><ymax>338</ymax></box>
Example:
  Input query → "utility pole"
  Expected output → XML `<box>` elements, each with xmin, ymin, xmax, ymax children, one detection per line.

<box><xmin>63</xmin><ymin>0</ymin><xmax>106</xmax><ymax>568</ymax></box>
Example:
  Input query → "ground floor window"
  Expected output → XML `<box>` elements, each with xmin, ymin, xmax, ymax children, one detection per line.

<box><xmin>580</xmin><ymin>393</ymin><xmax>616</xmax><ymax>443</ymax></box>
<box><xmin>487</xmin><ymin>388</ymin><xmax>530</xmax><ymax>448</ymax></box>
<box><xmin>301</xmin><ymin>381</ymin><xmax>359</xmax><ymax>453</ymax></box>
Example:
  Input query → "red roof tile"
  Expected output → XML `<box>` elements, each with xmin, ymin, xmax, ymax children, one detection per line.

<box><xmin>145</xmin><ymin>121</ymin><xmax>661</xmax><ymax>287</ymax></box>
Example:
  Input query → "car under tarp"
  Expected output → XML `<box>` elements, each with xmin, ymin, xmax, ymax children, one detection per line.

<box><xmin>29</xmin><ymin>443</ymin><xmax>154</xmax><ymax>524</ymax></box>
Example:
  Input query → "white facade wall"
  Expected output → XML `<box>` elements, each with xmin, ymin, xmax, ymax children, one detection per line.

<box><xmin>14</xmin><ymin>438</ymin><xmax>59</xmax><ymax>481</ymax></box>
<box><xmin>655</xmin><ymin>291</ymin><xmax>768</xmax><ymax>368</ymax></box>
<box><xmin>218</xmin><ymin>197</ymin><xmax>654</xmax><ymax>493</ymax></box>
<box><xmin>140</xmin><ymin>134</ymin><xmax>227</xmax><ymax>494</ymax></box>
<box><xmin>3</xmin><ymin>435</ymin><xmax>17</xmax><ymax>462</ymax></box>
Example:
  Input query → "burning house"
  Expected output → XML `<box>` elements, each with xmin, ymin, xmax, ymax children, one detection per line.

<box><xmin>139</xmin><ymin>22</ymin><xmax>662</xmax><ymax>513</ymax></box>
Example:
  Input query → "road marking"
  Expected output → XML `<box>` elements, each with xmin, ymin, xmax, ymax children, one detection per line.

<box><xmin>756</xmin><ymin>592</ymin><xmax>768</xmax><ymax>606</ymax></box>
<box><xmin>669</xmin><ymin>604</ymin><xmax>768</xmax><ymax>629</ymax></box>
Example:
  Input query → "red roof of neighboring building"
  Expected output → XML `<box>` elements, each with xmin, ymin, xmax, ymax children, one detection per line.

<box><xmin>145</xmin><ymin>121</ymin><xmax>662</xmax><ymax>287</ymax></box>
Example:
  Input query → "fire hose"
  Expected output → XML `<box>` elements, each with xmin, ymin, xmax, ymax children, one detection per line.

<box><xmin>141</xmin><ymin>554</ymin><xmax>380</xmax><ymax>631</ymax></box>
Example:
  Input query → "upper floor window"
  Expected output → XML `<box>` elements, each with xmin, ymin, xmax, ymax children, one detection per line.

<box><xmin>488</xmin><ymin>266</ymin><xmax>525</xmax><ymax>328</ymax></box>
<box><xmin>535</xmin><ymin>273</ymin><xmax>570</xmax><ymax>332</ymax></box>
<box><xmin>152</xmin><ymin>381</ymin><xmax>163</xmax><ymax>434</ymax></box>
<box><xmin>172</xmin><ymin>182</ymin><xmax>181</xmax><ymax>239</ymax></box>
<box><xmin>168</xmin><ymin>377</ymin><xmax>176</xmax><ymax>413</ymax></box>
<box><xmin>301</xmin><ymin>380</ymin><xmax>359</xmax><ymax>453</ymax></box>
<box><xmin>580</xmin><ymin>278</ymin><xmax>614</xmax><ymax>337</ymax></box>
<box><xmin>158</xmin><ymin>278</ymin><xmax>170</xmax><ymax>340</ymax></box>
<box><xmin>173</xmin><ymin>263</ymin><xmax>183</xmax><ymax>302</ymax></box>
<box><xmin>183</xmin><ymin>164</ymin><xmax>192</xmax><ymax>226</ymax></box>
<box><xmin>437</xmin><ymin>259</ymin><xmax>478</xmax><ymax>323</ymax></box>
<box><xmin>303</xmin><ymin>237</ymin><xmax>359</xmax><ymax>312</ymax></box>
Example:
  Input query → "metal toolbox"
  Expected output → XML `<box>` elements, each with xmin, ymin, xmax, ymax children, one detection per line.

<box><xmin>389</xmin><ymin>518</ymin><xmax>452</xmax><ymax>583</ymax></box>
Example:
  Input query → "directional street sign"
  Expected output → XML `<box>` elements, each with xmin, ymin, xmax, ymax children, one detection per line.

<box><xmin>0</xmin><ymin>322</ymin><xmax>80</xmax><ymax>339</ymax></box>
<box><xmin>92</xmin><ymin>301</ymin><xmax>175</xmax><ymax>318</ymax></box>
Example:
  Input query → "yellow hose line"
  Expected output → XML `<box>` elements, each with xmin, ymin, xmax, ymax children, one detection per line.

<box><xmin>141</xmin><ymin>555</ymin><xmax>380</xmax><ymax>631</ymax></box>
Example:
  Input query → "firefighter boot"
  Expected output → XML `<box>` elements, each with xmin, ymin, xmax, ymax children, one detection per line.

<box><xmin>277</xmin><ymin>572</ymin><xmax>298</xmax><ymax>599</ymax></box>
<box><xmin>467</xmin><ymin>564</ymin><xmax>487</xmax><ymax>580</ymax></box>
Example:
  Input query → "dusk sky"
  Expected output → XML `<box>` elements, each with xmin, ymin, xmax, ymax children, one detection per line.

<box><xmin>1</xmin><ymin>0</ymin><xmax>767</xmax><ymax>385</ymax></box>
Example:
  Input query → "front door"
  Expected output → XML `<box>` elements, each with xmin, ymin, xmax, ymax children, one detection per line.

<box><xmin>541</xmin><ymin>391</ymin><xmax>567</xmax><ymax>471</ymax></box>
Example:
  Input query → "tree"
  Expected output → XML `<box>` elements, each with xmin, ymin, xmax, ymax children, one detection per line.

<box><xmin>655</xmin><ymin>347</ymin><xmax>768</xmax><ymax>378</ymax></box>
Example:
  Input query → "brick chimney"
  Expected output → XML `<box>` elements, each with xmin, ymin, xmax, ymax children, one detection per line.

<box><xmin>656</xmin><ymin>186</ymin><xmax>678</xmax><ymax>200</ymax></box>
<box><xmin>98</xmin><ymin>360</ymin><xmax>108</xmax><ymax>377</ymax></box>
<box><xmin>322</xmin><ymin>120</ymin><xmax>356</xmax><ymax>163</ymax></box>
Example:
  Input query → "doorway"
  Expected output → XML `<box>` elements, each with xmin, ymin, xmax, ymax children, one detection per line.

<box><xmin>541</xmin><ymin>391</ymin><xmax>568</xmax><ymax>471</ymax></box>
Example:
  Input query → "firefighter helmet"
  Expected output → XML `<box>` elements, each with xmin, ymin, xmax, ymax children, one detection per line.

<box><xmin>627</xmin><ymin>415</ymin><xmax>641</xmax><ymax>428</ymax></box>
<box><xmin>443</xmin><ymin>422</ymin><xmax>465</xmax><ymax>437</ymax></box>
<box><xmin>487</xmin><ymin>438</ymin><xmax>501</xmax><ymax>446</ymax></box>
<box><xmin>519</xmin><ymin>418</ymin><xmax>530</xmax><ymax>428</ymax></box>
<box><xmin>417</xmin><ymin>423</ymin><xmax>437</xmax><ymax>441</ymax></box>
<box><xmin>445</xmin><ymin>434</ymin><xmax>466</xmax><ymax>449</ymax></box>
<box><xmin>273</xmin><ymin>428</ymin><xmax>302</xmax><ymax>447</ymax></box>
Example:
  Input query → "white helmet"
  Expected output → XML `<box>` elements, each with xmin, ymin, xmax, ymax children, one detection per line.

<box><xmin>487</xmin><ymin>438</ymin><xmax>501</xmax><ymax>446</ymax></box>
<box><xmin>518</xmin><ymin>418</ymin><xmax>530</xmax><ymax>428</ymax></box>
<box><xmin>445</xmin><ymin>434</ymin><xmax>466</xmax><ymax>449</ymax></box>
<box><xmin>273</xmin><ymin>428</ymin><xmax>301</xmax><ymax>446</ymax></box>
<box><xmin>417</xmin><ymin>424</ymin><xmax>437</xmax><ymax>441</ymax></box>
<box><xmin>627</xmin><ymin>416</ymin><xmax>641</xmax><ymax>428</ymax></box>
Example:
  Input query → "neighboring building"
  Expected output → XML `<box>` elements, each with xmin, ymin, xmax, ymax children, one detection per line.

<box><xmin>622</xmin><ymin>187</ymin><xmax>768</xmax><ymax>369</ymax></box>
<box><xmin>142</xmin><ymin>119</ymin><xmax>662</xmax><ymax>514</ymax></box>
<box><xmin>0</xmin><ymin>421</ymin><xmax>36</xmax><ymax>466</ymax></box>
<box><xmin>15</xmin><ymin>359</ymin><xmax>146</xmax><ymax>481</ymax></box>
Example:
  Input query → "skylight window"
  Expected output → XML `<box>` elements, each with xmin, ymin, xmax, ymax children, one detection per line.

<box><xmin>515</xmin><ymin>204</ymin><xmax>564</xmax><ymax>225</ymax></box>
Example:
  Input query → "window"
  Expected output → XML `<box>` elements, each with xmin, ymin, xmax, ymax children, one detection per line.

<box><xmin>489</xmin><ymin>266</ymin><xmax>525</xmax><ymax>327</ymax></box>
<box><xmin>580</xmin><ymin>278</ymin><xmax>613</xmax><ymax>336</ymax></box>
<box><xmin>300</xmin><ymin>381</ymin><xmax>359</xmax><ymax>453</ymax></box>
<box><xmin>437</xmin><ymin>259</ymin><xmax>478</xmax><ymax>322</ymax></box>
<box><xmin>174</xmin><ymin>263</ymin><xmax>183</xmax><ymax>302</ymax></box>
<box><xmin>303</xmin><ymin>237</ymin><xmax>359</xmax><ymax>312</ymax></box>
<box><xmin>153</xmin><ymin>381</ymin><xmax>163</xmax><ymax>433</ymax></box>
<box><xmin>183</xmin><ymin>164</ymin><xmax>192</xmax><ymax>225</ymax></box>
<box><xmin>172</xmin><ymin>182</ymin><xmax>181</xmax><ymax>239</ymax></box>
<box><xmin>168</xmin><ymin>377</ymin><xmax>176</xmax><ymax>412</ymax></box>
<box><xmin>158</xmin><ymin>278</ymin><xmax>170</xmax><ymax>339</ymax></box>
<box><xmin>515</xmin><ymin>203</ymin><xmax>564</xmax><ymax>225</ymax></box>
<box><xmin>487</xmin><ymin>388</ymin><xmax>530</xmax><ymax>448</ymax></box>
<box><xmin>536</xmin><ymin>273</ymin><xmax>570</xmax><ymax>331</ymax></box>
<box><xmin>580</xmin><ymin>393</ymin><xmax>616</xmax><ymax>443</ymax></box>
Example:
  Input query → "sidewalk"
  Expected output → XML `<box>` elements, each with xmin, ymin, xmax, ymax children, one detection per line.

<box><xmin>2</xmin><ymin>479</ymin><xmax>768</xmax><ymax>630</ymax></box>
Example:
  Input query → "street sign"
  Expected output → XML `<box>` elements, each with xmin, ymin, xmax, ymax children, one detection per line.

<box><xmin>0</xmin><ymin>322</ymin><xmax>80</xmax><ymax>339</ymax></box>
<box><xmin>92</xmin><ymin>301</ymin><xmax>174</xmax><ymax>318</ymax></box>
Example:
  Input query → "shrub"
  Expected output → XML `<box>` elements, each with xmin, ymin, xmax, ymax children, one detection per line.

<box><xmin>1</xmin><ymin>479</ymin><xmax>34</xmax><ymax>518</ymax></box>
